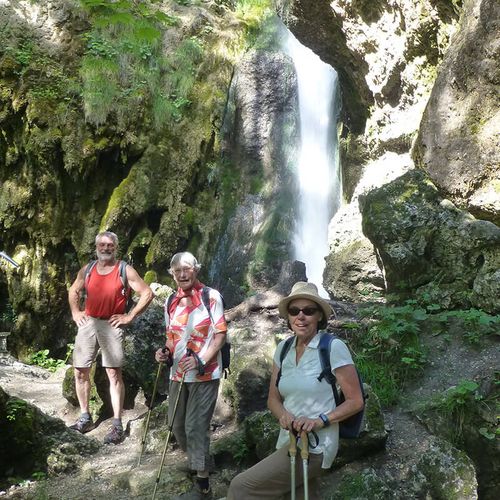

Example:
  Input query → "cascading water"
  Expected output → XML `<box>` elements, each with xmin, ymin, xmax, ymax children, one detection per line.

<box><xmin>283</xmin><ymin>29</ymin><xmax>341</xmax><ymax>297</ymax></box>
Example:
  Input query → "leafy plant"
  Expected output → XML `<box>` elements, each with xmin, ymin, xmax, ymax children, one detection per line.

<box><xmin>432</xmin><ymin>379</ymin><xmax>499</xmax><ymax>443</ymax></box>
<box><xmin>355</xmin><ymin>301</ymin><xmax>429</xmax><ymax>405</ymax></box>
<box><xmin>27</xmin><ymin>344</ymin><xmax>73</xmax><ymax>372</ymax></box>
<box><xmin>79</xmin><ymin>0</ymin><xmax>203</xmax><ymax>129</ymax></box>
<box><xmin>0</xmin><ymin>302</ymin><xmax>17</xmax><ymax>330</ymax></box>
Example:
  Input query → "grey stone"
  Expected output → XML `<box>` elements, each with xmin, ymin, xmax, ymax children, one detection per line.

<box><xmin>360</xmin><ymin>169</ymin><xmax>500</xmax><ymax>313</ymax></box>
<box><xmin>414</xmin><ymin>0</ymin><xmax>500</xmax><ymax>225</ymax></box>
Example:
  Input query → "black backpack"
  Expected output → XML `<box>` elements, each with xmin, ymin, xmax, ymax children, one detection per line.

<box><xmin>166</xmin><ymin>287</ymin><xmax>230</xmax><ymax>376</ymax></box>
<box><xmin>276</xmin><ymin>331</ymin><xmax>366</xmax><ymax>438</ymax></box>
<box><xmin>83</xmin><ymin>260</ymin><xmax>133</xmax><ymax>311</ymax></box>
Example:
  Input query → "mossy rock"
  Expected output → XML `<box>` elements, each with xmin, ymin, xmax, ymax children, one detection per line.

<box><xmin>360</xmin><ymin>170</ymin><xmax>500</xmax><ymax>313</ymax></box>
<box><xmin>0</xmin><ymin>386</ymin><xmax>99</xmax><ymax>488</ymax></box>
<box><xmin>62</xmin><ymin>361</ymin><xmax>140</xmax><ymax>420</ymax></box>
<box><xmin>414</xmin><ymin>375</ymin><xmax>499</xmax><ymax>498</ymax></box>
<box><xmin>408</xmin><ymin>437</ymin><xmax>478</xmax><ymax>499</ymax></box>
<box><xmin>243</xmin><ymin>409</ymin><xmax>280</xmax><ymax>461</ymax></box>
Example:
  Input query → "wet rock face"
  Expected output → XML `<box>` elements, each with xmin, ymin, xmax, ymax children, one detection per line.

<box><xmin>360</xmin><ymin>169</ymin><xmax>500</xmax><ymax>313</ymax></box>
<box><xmin>414</xmin><ymin>0</ymin><xmax>500</xmax><ymax>225</ymax></box>
<box><xmin>214</xmin><ymin>46</ymin><xmax>300</xmax><ymax>304</ymax></box>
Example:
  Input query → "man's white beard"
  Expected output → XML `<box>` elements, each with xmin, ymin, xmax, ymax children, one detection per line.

<box><xmin>97</xmin><ymin>251</ymin><xmax>115</xmax><ymax>262</ymax></box>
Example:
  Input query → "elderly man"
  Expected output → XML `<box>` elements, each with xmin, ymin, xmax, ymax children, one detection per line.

<box><xmin>68</xmin><ymin>231</ymin><xmax>153</xmax><ymax>444</ymax></box>
<box><xmin>156</xmin><ymin>251</ymin><xmax>227</xmax><ymax>500</ymax></box>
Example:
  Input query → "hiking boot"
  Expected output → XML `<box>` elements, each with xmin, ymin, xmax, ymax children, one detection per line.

<box><xmin>69</xmin><ymin>415</ymin><xmax>95</xmax><ymax>434</ymax></box>
<box><xmin>103</xmin><ymin>425</ymin><xmax>124</xmax><ymax>445</ymax></box>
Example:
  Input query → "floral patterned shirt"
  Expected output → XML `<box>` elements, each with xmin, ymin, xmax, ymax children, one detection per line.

<box><xmin>165</xmin><ymin>287</ymin><xmax>227</xmax><ymax>383</ymax></box>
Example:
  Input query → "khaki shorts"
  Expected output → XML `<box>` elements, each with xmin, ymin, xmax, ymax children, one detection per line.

<box><xmin>73</xmin><ymin>317</ymin><xmax>125</xmax><ymax>368</ymax></box>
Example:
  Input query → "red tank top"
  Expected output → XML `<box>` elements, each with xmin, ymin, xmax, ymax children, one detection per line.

<box><xmin>85</xmin><ymin>263</ymin><xmax>127</xmax><ymax>318</ymax></box>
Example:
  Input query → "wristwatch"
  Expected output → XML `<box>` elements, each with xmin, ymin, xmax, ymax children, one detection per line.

<box><xmin>319</xmin><ymin>413</ymin><xmax>330</xmax><ymax>427</ymax></box>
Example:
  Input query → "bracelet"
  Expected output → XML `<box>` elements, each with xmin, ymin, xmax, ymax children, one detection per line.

<box><xmin>318</xmin><ymin>413</ymin><xmax>330</xmax><ymax>427</ymax></box>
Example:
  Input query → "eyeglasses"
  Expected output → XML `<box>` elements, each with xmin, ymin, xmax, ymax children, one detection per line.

<box><xmin>287</xmin><ymin>306</ymin><xmax>319</xmax><ymax>316</ymax></box>
<box><xmin>172</xmin><ymin>267</ymin><xmax>194</xmax><ymax>276</ymax></box>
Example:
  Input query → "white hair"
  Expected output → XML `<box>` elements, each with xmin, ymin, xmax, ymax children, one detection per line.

<box><xmin>169</xmin><ymin>252</ymin><xmax>201</xmax><ymax>274</ymax></box>
<box><xmin>95</xmin><ymin>231</ymin><xmax>118</xmax><ymax>246</ymax></box>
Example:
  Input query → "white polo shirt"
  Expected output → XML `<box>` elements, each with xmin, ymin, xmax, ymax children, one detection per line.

<box><xmin>274</xmin><ymin>333</ymin><xmax>353</xmax><ymax>468</ymax></box>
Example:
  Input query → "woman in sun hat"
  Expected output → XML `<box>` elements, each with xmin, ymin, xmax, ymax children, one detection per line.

<box><xmin>227</xmin><ymin>281</ymin><xmax>364</xmax><ymax>500</ymax></box>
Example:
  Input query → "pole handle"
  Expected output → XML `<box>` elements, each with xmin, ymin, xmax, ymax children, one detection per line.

<box><xmin>300</xmin><ymin>430</ymin><xmax>309</xmax><ymax>460</ymax></box>
<box><xmin>289</xmin><ymin>430</ymin><xmax>297</xmax><ymax>456</ymax></box>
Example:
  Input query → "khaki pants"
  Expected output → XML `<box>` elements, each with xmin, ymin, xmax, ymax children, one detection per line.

<box><xmin>168</xmin><ymin>379</ymin><xmax>219</xmax><ymax>472</ymax></box>
<box><xmin>227</xmin><ymin>444</ymin><xmax>324</xmax><ymax>500</ymax></box>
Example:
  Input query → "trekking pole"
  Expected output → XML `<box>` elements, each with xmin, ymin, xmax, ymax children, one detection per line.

<box><xmin>137</xmin><ymin>361</ymin><xmax>163</xmax><ymax>467</ymax></box>
<box><xmin>300</xmin><ymin>430</ymin><xmax>309</xmax><ymax>500</ymax></box>
<box><xmin>152</xmin><ymin>350</ymin><xmax>190</xmax><ymax>500</ymax></box>
<box><xmin>289</xmin><ymin>430</ymin><xmax>297</xmax><ymax>500</ymax></box>
<box><xmin>152</xmin><ymin>370</ymin><xmax>185</xmax><ymax>499</ymax></box>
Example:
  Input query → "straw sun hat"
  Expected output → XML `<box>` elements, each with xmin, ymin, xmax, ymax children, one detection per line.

<box><xmin>278</xmin><ymin>281</ymin><xmax>333</xmax><ymax>329</ymax></box>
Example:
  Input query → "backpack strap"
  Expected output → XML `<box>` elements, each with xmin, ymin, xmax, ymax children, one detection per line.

<box><xmin>201</xmin><ymin>286</ymin><xmax>214</xmax><ymax>325</ymax></box>
<box><xmin>317</xmin><ymin>332</ymin><xmax>341</xmax><ymax>406</ymax></box>
<box><xmin>118</xmin><ymin>260</ymin><xmax>130</xmax><ymax>297</ymax></box>
<box><xmin>82</xmin><ymin>260</ymin><xmax>97</xmax><ymax>300</ymax></box>
<box><xmin>166</xmin><ymin>292</ymin><xmax>175</xmax><ymax>318</ymax></box>
<box><xmin>275</xmin><ymin>336</ymin><xmax>295</xmax><ymax>387</ymax></box>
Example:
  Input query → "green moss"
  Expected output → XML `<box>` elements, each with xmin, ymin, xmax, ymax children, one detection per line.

<box><xmin>143</xmin><ymin>270</ymin><xmax>157</xmax><ymax>284</ymax></box>
<box><xmin>335</xmin><ymin>469</ymin><xmax>391</xmax><ymax>499</ymax></box>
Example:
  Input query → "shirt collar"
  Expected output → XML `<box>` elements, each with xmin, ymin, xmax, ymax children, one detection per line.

<box><xmin>293</xmin><ymin>332</ymin><xmax>321</xmax><ymax>349</ymax></box>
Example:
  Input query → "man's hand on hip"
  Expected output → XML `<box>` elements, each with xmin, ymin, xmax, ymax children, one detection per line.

<box><xmin>72</xmin><ymin>311</ymin><xmax>89</xmax><ymax>327</ymax></box>
<box><xmin>109</xmin><ymin>313</ymin><xmax>133</xmax><ymax>328</ymax></box>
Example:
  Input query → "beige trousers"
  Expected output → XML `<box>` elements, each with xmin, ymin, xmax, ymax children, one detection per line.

<box><xmin>227</xmin><ymin>444</ymin><xmax>325</xmax><ymax>500</ymax></box>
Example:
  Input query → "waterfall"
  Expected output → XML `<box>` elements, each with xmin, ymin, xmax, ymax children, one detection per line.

<box><xmin>283</xmin><ymin>30</ymin><xmax>341</xmax><ymax>297</ymax></box>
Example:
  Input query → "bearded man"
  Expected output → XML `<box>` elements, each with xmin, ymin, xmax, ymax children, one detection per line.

<box><xmin>68</xmin><ymin>231</ymin><xmax>153</xmax><ymax>444</ymax></box>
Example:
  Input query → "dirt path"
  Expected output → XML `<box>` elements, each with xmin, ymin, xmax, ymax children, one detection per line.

<box><xmin>0</xmin><ymin>355</ymin><xmax>234</xmax><ymax>499</ymax></box>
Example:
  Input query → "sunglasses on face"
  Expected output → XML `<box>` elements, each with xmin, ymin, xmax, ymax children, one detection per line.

<box><xmin>287</xmin><ymin>306</ymin><xmax>319</xmax><ymax>316</ymax></box>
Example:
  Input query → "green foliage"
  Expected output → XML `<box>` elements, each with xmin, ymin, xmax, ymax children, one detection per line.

<box><xmin>27</xmin><ymin>344</ymin><xmax>73</xmax><ymax>372</ymax></box>
<box><xmin>79</xmin><ymin>0</ymin><xmax>203</xmax><ymax>129</ymax></box>
<box><xmin>431</xmin><ymin>378</ymin><xmax>499</xmax><ymax>443</ymax></box>
<box><xmin>234</xmin><ymin>0</ymin><xmax>273</xmax><ymax>47</ymax></box>
<box><xmin>0</xmin><ymin>302</ymin><xmax>17</xmax><ymax>330</ymax></box>
<box><xmin>357</xmin><ymin>301</ymin><xmax>429</xmax><ymax>405</ymax></box>
<box><xmin>2</xmin><ymin>36</ymin><xmax>78</xmax><ymax>114</ymax></box>
<box><xmin>426</xmin><ymin>306</ymin><xmax>499</xmax><ymax>345</ymax></box>
<box><xmin>355</xmin><ymin>300</ymin><xmax>499</xmax><ymax>406</ymax></box>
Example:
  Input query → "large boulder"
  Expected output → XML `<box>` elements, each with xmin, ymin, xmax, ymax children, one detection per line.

<box><xmin>416</xmin><ymin>375</ymin><xmax>499</xmax><ymax>499</ymax></box>
<box><xmin>324</xmin><ymin>152</ymin><xmax>412</xmax><ymax>302</ymax></box>
<box><xmin>0</xmin><ymin>386</ymin><xmax>99</xmax><ymax>485</ymax></box>
<box><xmin>360</xmin><ymin>169</ymin><xmax>500</xmax><ymax>313</ymax></box>
<box><xmin>413</xmin><ymin>0</ymin><xmax>500</xmax><ymax>225</ymax></box>
<box><xmin>329</xmin><ymin>437</ymin><xmax>478</xmax><ymax>499</ymax></box>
